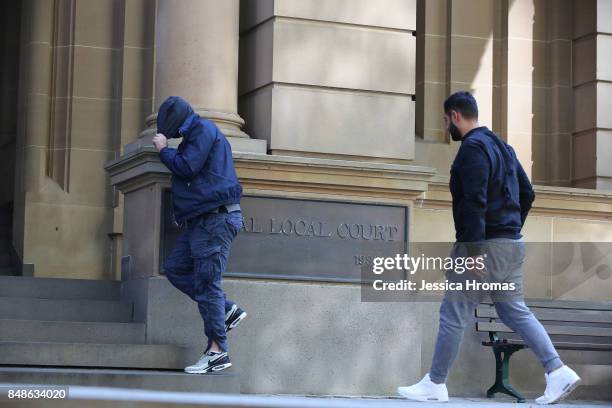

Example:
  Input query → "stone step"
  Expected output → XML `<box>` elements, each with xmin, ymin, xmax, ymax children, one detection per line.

<box><xmin>0</xmin><ymin>212</ymin><xmax>11</xmax><ymax>225</ymax></box>
<box><xmin>0</xmin><ymin>276</ymin><xmax>121</xmax><ymax>301</ymax></box>
<box><xmin>0</xmin><ymin>366</ymin><xmax>239</xmax><ymax>394</ymax></box>
<box><xmin>0</xmin><ymin>252</ymin><xmax>10</xmax><ymax>267</ymax></box>
<box><xmin>0</xmin><ymin>297</ymin><xmax>133</xmax><ymax>323</ymax></box>
<box><xmin>0</xmin><ymin>267</ymin><xmax>15</xmax><ymax>276</ymax></box>
<box><xmin>0</xmin><ymin>239</ymin><xmax>10</xmax><ymax>251</ymax></box>
<box><xmin>0</xmin><ymin>341</ymin><xmax>192</xmax><ymax>369</ymax></box>
<box><xmin>0</xmin><ymin>319</ymin><xmax>145</xmax><ymax>344</ymax></box>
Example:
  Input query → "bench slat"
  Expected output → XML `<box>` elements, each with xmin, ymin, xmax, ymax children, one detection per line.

<box><xmin>476</xmin><ymin>321</ymin><xmax>612</xmax><ymax>337</ymax></box>
<box><xmin>481</xmin><ymin>339</ymin><xmax>612</xmax><ymax>351</ymax></box>
<box><xmin>476</xmin><ymin>305</ymin><xmax>612</xmax><ymax>324</ymax></box>
<box><xmin>542</xmin><ymin>341</ymin><xmax>612</xmax><ymax>351</ymax></box>
<box><xmin>480</xmin><ymin>299</ymin><xmax>612</xmax><ymax>311</ymax></box>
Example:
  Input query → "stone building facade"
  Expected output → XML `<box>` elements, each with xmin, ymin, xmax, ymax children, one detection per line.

<box><xmin>0</xmin><ymin>0</ymin><xmax>611</xmax><ymax>399</ymax></box>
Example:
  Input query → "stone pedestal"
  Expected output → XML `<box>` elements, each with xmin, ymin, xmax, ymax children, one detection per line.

<box><xmin>105</xmin><ymin>148</ymin><xmax>171</xmax><ymax>279</ymax></box>
<box><xmin>106</xmin><ymin>145</ymin><xmax>435</xmax><ymax>279</ymax></box>
<box><xmin>105</xmin><ymin>141</ymin><xmax>440</xmax><ymax>395</ymax></box>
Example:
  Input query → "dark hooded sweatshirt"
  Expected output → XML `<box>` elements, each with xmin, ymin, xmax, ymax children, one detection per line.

<box><xmin>157</xmin><ymin>96</ymin><xmax>242</xmax><ymax>223</ymax></box>
<box><xmin>449</xmin><ymin>126</ymin><xmax>535</xmax><ymax>249</ymax></box>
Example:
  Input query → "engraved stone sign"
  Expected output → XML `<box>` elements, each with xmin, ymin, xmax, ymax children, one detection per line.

<box><xmin>161</xmin><ymin>193</ymin><xmax>408</xmax><ymax>282</ymax></box>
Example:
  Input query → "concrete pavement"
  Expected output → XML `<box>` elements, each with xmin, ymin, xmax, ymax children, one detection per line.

<box><xmin>1</xmin><ymin>384</ymin><xmax>610</xmax><ymax>407</ymax></box>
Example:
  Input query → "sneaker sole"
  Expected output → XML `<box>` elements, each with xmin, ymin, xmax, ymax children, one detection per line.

<box><xmin>225</xmin><ymin>305</ymin><xmax>238</xmax><ymax>321</ymax></box>
<box><xmin>546</xmin><ymin>378</ymin><xmax>581</xmax><ymax>405</ymax></box>
<box><xmin>226</xmin><ymin>311</ymin><xmax>247</xmax><ymax>332</ymax></box>
<box><xmin>397</xmin><ymin>388</ymin><xmax>448</xmax><ymax>403</ymax></box>
<box><xmin>184</xmin><ymin>362</ymin><xmax>232</xmax><ymax>374</ymax></box>
<box><xmin>212</xmin><ymin>363</ymin><xmax>232</xmax><ymax>372</ymax></box>
<box><xmin>536</xmin><ymin>377</ymin><xmax>581</xmax><ymax>405</ymax></box>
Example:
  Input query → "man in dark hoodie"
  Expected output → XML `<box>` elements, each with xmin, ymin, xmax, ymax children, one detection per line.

<box><xmin>152</xmin><ymin>96</ymin><xmax>247</xmax><ymax>374</ymax></box>
<box><xmin>396</xmin><ymin>92</ymin><xmax>581</xmax><ymax>404</ymax></box>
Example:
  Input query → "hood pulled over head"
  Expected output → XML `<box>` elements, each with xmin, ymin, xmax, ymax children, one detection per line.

<box><xmin>157</xmin><ymin>96</ymin><xmax>194</xmax><ymax>138</ymax></box>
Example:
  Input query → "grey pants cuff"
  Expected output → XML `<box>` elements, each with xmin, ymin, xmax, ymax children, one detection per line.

<box><xmin>428</xmin><ymin>371</ymin><xmax>446</xmax><ymax>384</ymax></box>
<box><xmin>543</xmin><ymin>356</ymin><xmax>564</xmax><ymax>373</ymax></box>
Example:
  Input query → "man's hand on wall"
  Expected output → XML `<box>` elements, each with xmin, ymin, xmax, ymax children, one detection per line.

<box><xmin>153</xmin><ymin>133</ymin><xmax>168</xmax><ymax>151</ymax></box>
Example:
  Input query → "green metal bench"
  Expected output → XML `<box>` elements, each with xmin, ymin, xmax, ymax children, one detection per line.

<box><xmin>475</xmin><ymin>299</ymin><xmax>612</xmax><ymax>402</ymax></box>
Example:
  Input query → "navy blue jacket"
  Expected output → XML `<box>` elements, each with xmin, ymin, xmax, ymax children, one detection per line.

<box><xmin>159</xmin><ymin>113</ymin><xmax>242</xmax><ymax>223</ymax></box>
<box><xmin>449</xmin><ymin>126</ymin><xmax>535</xmax><ymax>245</ymax></box>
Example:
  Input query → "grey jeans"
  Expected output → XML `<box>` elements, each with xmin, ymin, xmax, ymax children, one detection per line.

<box><xmin>429</xmin><ymin>237</ymin><xmax>564</xmax><ymax>384</ymax></box>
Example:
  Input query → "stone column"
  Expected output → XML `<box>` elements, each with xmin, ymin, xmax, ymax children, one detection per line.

<box><xmin>572</xmin><ymin>0</ymin><xmax>612</xmax><ymax>190</ymax></box>
<box><xmin>543</xmin><ymin>0</ymin><xmax>573</xmax><ymax>187</ymax></box>
<box><xmin>134</xmin><ymin>0</ymin><xmax>265</xmax><ymax>154</ymax></box>
<box><xmin>501</xmin><ymin>0</ymin><xmax>544</xmax><ymax>180</ymax></box>
<box><xmin>238</xmin><ymin>0</ymin><xmax>417</xmax><ymax>164</ymax></box>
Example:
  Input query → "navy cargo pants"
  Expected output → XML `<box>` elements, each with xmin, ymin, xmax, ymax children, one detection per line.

<box><xmin>163</xmin><ymin>210</ymin><xmax>243</xmax><ymax>353</ymax></box>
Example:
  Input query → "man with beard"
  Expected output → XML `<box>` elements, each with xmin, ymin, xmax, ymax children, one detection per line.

<box><xmin>396</xmin><ymin>92</ymin><xmax>580</xmax><ymax>404</ymax></box>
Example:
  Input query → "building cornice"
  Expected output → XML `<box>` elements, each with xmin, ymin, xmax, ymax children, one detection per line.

<box><xmin>105</xmin><ymin>148</ymin><xmax>437</xmax><ymax>201</ymax></box>
<box><xmin>418</xmin><ymin>181</ymin><xmax>612</xmax><ymax>220</ymax></box>
<box><xmin>233</xmin><ymin>152</ymin><xmax>436</xmax><ymax>201</ymax></box>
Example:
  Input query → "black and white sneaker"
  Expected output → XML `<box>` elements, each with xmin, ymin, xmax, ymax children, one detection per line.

<box><xmin>225</xmin><ymin>304</ymin><xmax>247</xmax><ymax>332</ymax></box>
<box><xmin>184</xmin><ymin>350</ymin><xmax>232</xmax><ymax>374</ymax></box>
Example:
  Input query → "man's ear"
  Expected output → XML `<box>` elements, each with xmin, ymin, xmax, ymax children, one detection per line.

<box><xmin>451</xmin><ymin>110</ymin><xmax>460</xmax><ymax>124</ymax></box>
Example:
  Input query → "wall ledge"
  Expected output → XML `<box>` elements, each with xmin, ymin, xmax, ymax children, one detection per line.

<box><xmin>418</xmin><ymin>182</ymin><xmax>612</xmax><ymax>220</ymax></box>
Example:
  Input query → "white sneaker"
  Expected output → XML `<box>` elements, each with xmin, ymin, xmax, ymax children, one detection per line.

<box><xmin>398</xmin><ymin>373</ymin><xmax>449</xmax><ymax>402</ymax></box>
<box><xmin>536</xmin><ymin>365</ymin><xmax>581</xmax><ymax>404</ymax></box>
<box><xmin>184</xmin><ymin>350</ymin><xmax>232</xmax><ymax>374</ymax></box>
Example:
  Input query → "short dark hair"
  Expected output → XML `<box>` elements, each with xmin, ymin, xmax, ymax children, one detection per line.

<box><xmin>443</xmin><ymin>91</ymin><xmax>478</xmax><ymax>119</ymax></box>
